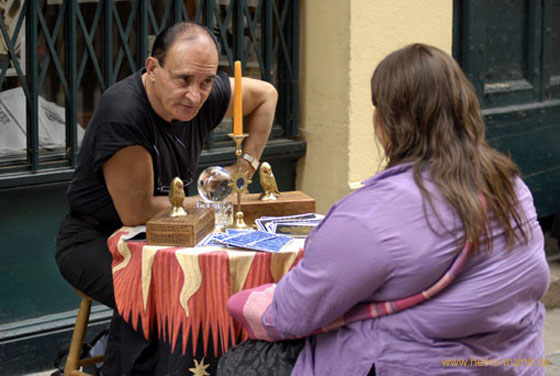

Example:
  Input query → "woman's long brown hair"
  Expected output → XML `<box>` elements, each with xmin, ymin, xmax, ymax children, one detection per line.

<box><xmin>371</xmin><ymin>43</ymin><xmax>527</xmax><ymax>253</ymax></box>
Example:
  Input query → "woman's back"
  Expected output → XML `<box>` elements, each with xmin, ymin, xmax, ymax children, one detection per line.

<box><xmin>289</xmin><ymin>162</ymin><xmax>549</xmax><ymax>375</ymax></box>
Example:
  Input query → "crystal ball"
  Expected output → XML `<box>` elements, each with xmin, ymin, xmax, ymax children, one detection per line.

<box><xmin>197</xmin><ymin>166</ymin><xmax>233</xmax><ymax>202</ymax></box>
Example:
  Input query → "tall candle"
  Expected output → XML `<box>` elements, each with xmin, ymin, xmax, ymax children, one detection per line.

<box><xmin>233</xmin><ymin>60</ymin><xmax>243</xmax><ymax>135</ymax></box>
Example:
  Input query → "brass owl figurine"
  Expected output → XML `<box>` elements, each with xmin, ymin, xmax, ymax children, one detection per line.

<box><xmin>168</xmin><ymin>177</ymin><xmax>187</xmax><ymax>217</ymax></box>
<box><xmin>259</xmin><ymin>162</ymin><xmax>280</xmax><ymax>201</ymax></box>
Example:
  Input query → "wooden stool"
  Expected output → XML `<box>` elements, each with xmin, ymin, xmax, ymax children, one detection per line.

<box><xmin>64</xmin><ymin>289</ymin><xmax>104</xmax><ymax>376</ymax></box>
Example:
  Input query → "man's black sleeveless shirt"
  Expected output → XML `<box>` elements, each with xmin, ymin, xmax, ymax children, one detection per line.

<box><xmin>66</xmin><ymin>69</ymin><xmax>231</xmax><ymax>227</ymax></box>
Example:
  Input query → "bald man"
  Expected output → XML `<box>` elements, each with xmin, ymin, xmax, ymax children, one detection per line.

<box><xmin>55</xmin><ymin>22</ymin><xmax>277</xmax><ymax>375</ymax></box>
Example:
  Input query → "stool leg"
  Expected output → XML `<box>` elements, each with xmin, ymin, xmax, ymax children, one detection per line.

<box><xmin>64</xmin><ymin>297</ymin><xmax>92</xmax><ymax>376</ymax></box>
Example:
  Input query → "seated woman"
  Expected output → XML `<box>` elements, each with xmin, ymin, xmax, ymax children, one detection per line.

<box><xmin>217</xmin><ymin>43</ymin><xmax>550</xmax><ymax>376</ymax></box>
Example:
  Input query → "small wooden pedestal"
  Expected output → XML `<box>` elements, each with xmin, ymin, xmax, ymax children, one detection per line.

<box><xmin>146</xmin><ymin>207</ymin><xmax>215</xmax><ymax>247</ymax></box>
<box><xmin>234</xmin><ymin>190</ymin><xmax>316</xmax><ymax>225</ymax></box>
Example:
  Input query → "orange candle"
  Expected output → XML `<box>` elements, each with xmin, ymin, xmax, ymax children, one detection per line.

<box><xmin>233</xmin><ymin>60</ymin><xmax>243</xmax><ymax>135</ymax></box>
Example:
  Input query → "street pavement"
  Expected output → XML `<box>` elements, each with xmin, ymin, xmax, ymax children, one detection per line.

<box><xmin>545</xmin><ymin>308</ymin><xmax>560</xmax><ymax>376</ymax></box>
<box><xmin>544</xmin><ymin>259</ymin><xmax>560</xmax><ymax>376</ymax></box>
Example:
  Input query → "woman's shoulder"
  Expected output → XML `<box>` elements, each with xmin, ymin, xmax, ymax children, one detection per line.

<box><xmin>509</xmin><ymin>175</ymin><xmax>539</xmax><ymax>225</ymax></box>
<box><xmin>317</xmin><ymin>164</ymin><xmax>428</xmax><ymax>241</ymax></box>
<box><xmin>339</xmin><ymin>163</ymin><xmax>421</xmax><ymax>209</ymax></box>
<box><xmin>512</xmin><ymin>175</ymin><xmax>534</xmax><ymax>202</ymax></box>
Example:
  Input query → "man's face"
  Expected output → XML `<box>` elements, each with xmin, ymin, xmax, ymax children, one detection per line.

<box><xmin>149</xmin><ymin>38</ymin><xmax>219</xmax><ymax>122</ymax></box>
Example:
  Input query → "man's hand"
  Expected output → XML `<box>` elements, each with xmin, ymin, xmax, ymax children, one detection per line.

<box><xmin>224</xmin><ymin>158</ymin><xmax>256</xmax><ymax>180</ymax></box>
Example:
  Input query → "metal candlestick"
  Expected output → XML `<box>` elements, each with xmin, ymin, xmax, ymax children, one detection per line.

<box><xmin>228</xmin><ymin>133</ymin><xmax>251</xmax><ymax>229</ymax></box>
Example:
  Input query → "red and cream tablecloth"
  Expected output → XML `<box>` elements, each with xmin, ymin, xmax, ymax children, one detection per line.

<box><xmin>108</xmin><ymin>227</ymin><xmax>303</xmax><ymax>357</ymax></box>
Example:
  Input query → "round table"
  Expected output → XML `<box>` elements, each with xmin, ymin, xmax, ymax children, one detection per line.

<box><xmin>108</xmin><ymin>227</ymin><xmax>303</xmax><ymax>374</ymax></box>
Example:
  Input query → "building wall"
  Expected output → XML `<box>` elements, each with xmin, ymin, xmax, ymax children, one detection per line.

<box><xmin>297</xmin><ymin>0</ymin><xmax>352</xmax><ymax>211</ymax></box>
<box><xmin>298</xmin><ymin>0</ymin><xmax>453</xmax><ymax>213</ymax></box>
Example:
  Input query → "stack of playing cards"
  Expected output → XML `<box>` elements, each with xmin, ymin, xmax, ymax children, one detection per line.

<box><xmin>255</xmin><ymin>213</ymin><xmax>324</xmax><ymax>238</ymax></box>
<box><xmin>196</xmin><ymin>229</ymin><xmax>294</xmax><ymax>253</ymax></box>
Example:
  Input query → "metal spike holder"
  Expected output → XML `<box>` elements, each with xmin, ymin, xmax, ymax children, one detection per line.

<box><xmin>228</xmin><ymin>133</ymin><xmax>252</xmax><ymax>229</ymax></box>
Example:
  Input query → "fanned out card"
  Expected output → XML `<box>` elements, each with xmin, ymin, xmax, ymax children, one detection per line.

<box><xmin>226</xmin><ymin>229</ymin><xmax>253</xmax><ymax>235</ymax></box>
<box><xmin>196</xmin><ymin>228</ymin><xmax>255</xmax><ymax>247</ymax></box>
<box><xmin>196</xmin><ymin>232</ymin><xmax>230</xmax><ymax>247</ymax></box>
<box><xmin>248</xmin><ymin>234</ymin><xmax>294</xmax><ymax>252</ymax></box>
<box><xmin>272</xmin><ymin>221</ymin><xmax>323</xmax><ymax>237</ymax></box>
<box><xmin>221</xmin><ymin>231</ymin><xmax>276</xmax><ymax>246</ymax></box>
<box><xmin>218</xmin><ymin>230</ymin><xmax>293</xmax><ymax>253</ymax></box>
<box><xmin>255</xmin><ymin>213</ymin><xmax>324</xmax><ymax>237</ymax></box>
<box><xmin>255</xmin><ymin>213</ymin><xmax>320</xmax><ymax>232</ymax></box>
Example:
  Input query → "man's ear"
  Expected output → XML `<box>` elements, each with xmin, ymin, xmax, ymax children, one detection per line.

<box><xmin>145</xmin><ymin>56</ymin><xmax>158</xmax><ymax>79</ymax></box>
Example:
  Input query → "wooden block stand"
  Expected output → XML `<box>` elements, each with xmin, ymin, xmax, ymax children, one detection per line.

<box><xmin>234</xmin><ymin>191</ymin><xmax>316</xmax><ymax>225</ymax></box>
<box><xmin>147</xmin><ymin>207</ymin><xmax>215</xmax><ymax>247</ymax></box>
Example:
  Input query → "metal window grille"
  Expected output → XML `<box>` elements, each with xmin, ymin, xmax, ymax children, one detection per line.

<box><xmin>0</xmin><ymin>0</ymin><xmax>299</xmax><ymax>185</ymax></box>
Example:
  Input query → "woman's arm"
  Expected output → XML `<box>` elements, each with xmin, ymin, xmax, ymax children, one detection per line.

<box><xmin>227</xmin><ymin>210</ymin><xmax>393</xmax><ymax>341</ymax></box>
<box><xmin>267</xmin><ymin>214</ymin><xmax>392</xmax><ymax>338</ymax></box>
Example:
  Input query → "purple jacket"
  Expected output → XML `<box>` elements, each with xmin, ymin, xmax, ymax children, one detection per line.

<box><xmin>266</xmin><ymin>163</ymin><xmax>550</xmax><ymax>375</ymax></box>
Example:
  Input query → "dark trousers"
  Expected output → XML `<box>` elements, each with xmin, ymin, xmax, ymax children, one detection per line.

<box><xmin>217</xmin><ymin>339</ymin><xmax>376</xmax><ymax>376</ymax></box>
<box><xmin>55</xmin><ymin>214</ymin><xmax>158</xmax><ymax>376</ymax></box>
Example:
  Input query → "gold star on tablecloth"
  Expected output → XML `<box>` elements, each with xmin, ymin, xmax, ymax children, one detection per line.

<box><xmin>189</xmin><ymin>357</ymin><xmax>210</xmax><ymax>376</ymax></box>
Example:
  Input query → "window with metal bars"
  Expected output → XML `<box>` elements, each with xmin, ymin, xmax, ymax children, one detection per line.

<box><xmin>0</xmin><ymin>0</ymin><xmax>299</xmax><ymax>188</ymax></box>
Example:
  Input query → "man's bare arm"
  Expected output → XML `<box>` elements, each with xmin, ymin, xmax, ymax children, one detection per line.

<box><xmin>103</xmin><ymin>145</ymin><xmax>196</xmax><ymax>225</ymax></box>
<box><xmin>225</xmin><ymin>77</ymin><xmax>277</xmax><ymax>177</ymax></box>
<box><xmin>103</xmin><ymin>146</ymin><xmax>168</xmax><ymax>225</ymax></box>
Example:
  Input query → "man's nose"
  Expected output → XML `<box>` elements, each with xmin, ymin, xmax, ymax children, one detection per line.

<box><xmin>184</xmin><ymin>86</ymin><xmax>201</xmax><ymax>103</ymax></box>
